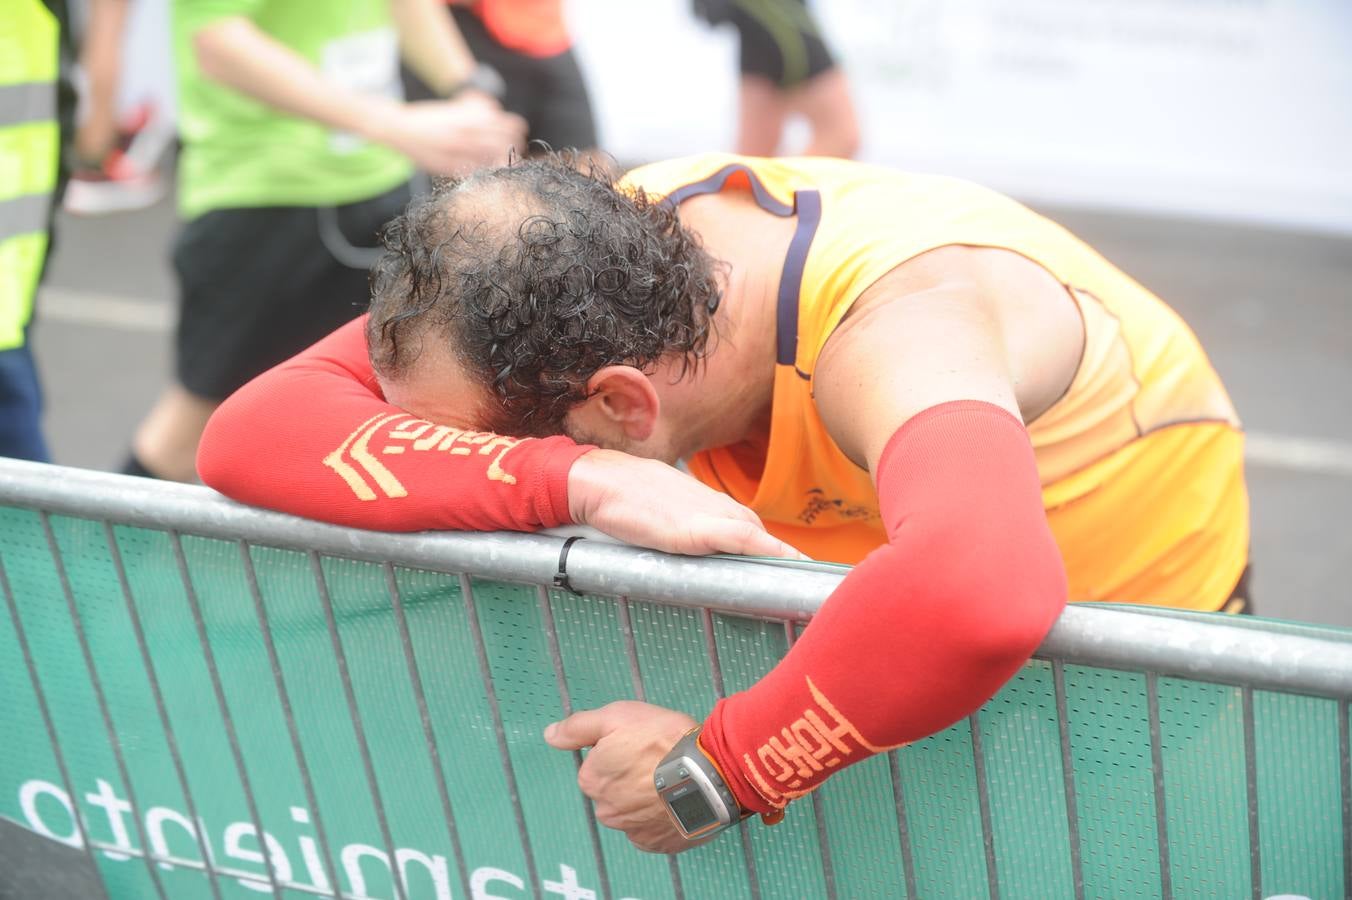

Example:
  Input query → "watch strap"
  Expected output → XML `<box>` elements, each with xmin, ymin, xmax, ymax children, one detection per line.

<box><xmin>693</xmin><ymin>728</ymin><xmax>783</xmax><ymax>827</ymax></box>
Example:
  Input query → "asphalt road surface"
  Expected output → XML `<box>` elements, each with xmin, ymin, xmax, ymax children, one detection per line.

<box><xmin>31</xmin><ymin>191</ymin><xmax>1352</xmax><ymax>628</ymax></box>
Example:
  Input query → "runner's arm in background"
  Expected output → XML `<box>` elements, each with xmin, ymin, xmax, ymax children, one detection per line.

<box><xmin>73</xmin><ymin>0</ymin><xmax>131</xmax><ymax>163</ymax></box>
<box><xmin>188</xmin><ymin>10</ymin><xmax>523</xmax><ymax>174</ymax></box>
<box><xmin>546</xmin><ymin>261</ymin><xmax>1068</xmax><ymax>852</ymax></box>
<box><xmin>197</xmin><ymin>318</ymin><xmax>803</xmax><ymax>558</ymax></box>
<box><xmin>387</xmin><ymin>0</ymin><xmax>475</xmax><ymax>96</ymax></box>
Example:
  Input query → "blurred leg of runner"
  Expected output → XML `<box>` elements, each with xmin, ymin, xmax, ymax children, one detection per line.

<box><xmin>735</xmin><ymin>75</ymin><xmax>788</xmax><ymax>156</ymax></box>
<box><xmin>126</xmin><ymin>385</ymin><xmax>214</xmax><ymax>480</ymax></box>
<box><xmin>789</xmin><ymin>66</ymin><xmax>859</xmax><ymax>158</ymax></box>
<box><xmin>728</xmin><ymin>0</ymin><xmax>859</xmax><ymax>158</ymax></box>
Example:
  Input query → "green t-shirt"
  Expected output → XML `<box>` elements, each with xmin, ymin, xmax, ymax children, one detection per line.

<box><xmin>175</xmin><ymin>0</ymin><xmax>413</xmax><ymax>219</ymax></box>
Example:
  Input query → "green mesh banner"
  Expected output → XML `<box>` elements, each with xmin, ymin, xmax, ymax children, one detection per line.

<box><xmin>1</xmin><ymin>508</ymin><xmax>1348</xmax><ymax>899</ymax></box>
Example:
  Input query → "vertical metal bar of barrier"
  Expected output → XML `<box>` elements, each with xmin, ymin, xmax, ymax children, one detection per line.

<box><xmin>538</xmin><ymin>586</ymin><xmax>612</xmax><ymax>900</ymax></box>
<box><xmin>885</xmin><ymin>750</ymin><xmax>918</xmax><ymax>900</ymax></box>
<box><xmin>0</xmin><ymin>552</ymin><xmax>112</xmax><ymax>900</ymax></box>
<box><xmin>309</xmin><ymin>551</ymin><xmax>407</xmax><ymax>900</ymax></box>
<box><xmin>105</xmin><ymin>523</ymin><xmax>224</xmax><ymax>900</ymax></box>
<box><xmin>701</xmin><ymin>607</ymin><xmax>761</xmax><ymax>900</ymax></box>
<box><xmin>383</xmin><ymin>563</ymin><xmax>472</xmax><ymax>900</ymax></box>
<box><xmin>617</xmin><ymin>598</ymin><xmax>644</xmax><ymax>700</ymax></box>
<box><xmin>170</xmin><ymin>532</ymin><xmax>281</xmax><ymax>899</ymax></box>
<box><xmin>1145</xmin><ymin>673</ymin><xmax>1172</xmax><ymax>900</ymax></box>
<box><xmin>460</xmin><ymin>572</ymin><xmax>541</xmax><ymax>893</ymax></box>
<box><xmin>1242</xmin><ymin>687</ymin><xmax>1261</xmax><ymax>900</ymax></box>
<box><xmin>1052</xmin><ymin>661</ymin><xmax>1085</xmax><ymax>900</ymax></box>
<box><xmin>39</xmin><ymin>514</ymin><xmax>168</xmax><ymax>900</ymax></box>
<box><xmin>1341</xmin><ymin>699</ymin><xmax>1351</xmax><ymax>900</ymax></box>
<box><xmin>967</xmin><ymin>713</ymin><xmax>1001</xmax><ymax>900</ymax></box>
<box><xmin>784</xmin><ymin>621</ymin><xmax>837</xmax><ymax>900</ymax></box>
<box><xmin>617</xmin><ymin>598</ymin><xmax>686</xmax><ymax>900</ymax></box>
<box><xmin>238</xmin><ymin>542</ymin><xmax>342</xmax><ymax>897</ymax></box>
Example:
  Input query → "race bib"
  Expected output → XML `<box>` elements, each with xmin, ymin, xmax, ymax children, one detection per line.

<box><xmin>320</xmin><ymin>27</ymin><xmax>401</xmax><ymax>153</ymax></box>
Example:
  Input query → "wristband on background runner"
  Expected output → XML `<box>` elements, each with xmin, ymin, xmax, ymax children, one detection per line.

<box><xmin>697</xmin><ymin>401</ymin><xmax>1068</xmax><ymax>816</ymax></box>
<box><xmin>447</xmin><ymin>62</ymin><xmax>507</xmax><ymax>102</ymax></box>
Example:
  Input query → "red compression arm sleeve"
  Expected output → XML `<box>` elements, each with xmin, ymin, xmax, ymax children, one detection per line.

<box><xmin>701</xmin><ymin>401</ymin><xmax>1067</xmax><ymax>814</ymax></box>
<box><xmin>197</xmin><ymin>316</ymin><xmax>594</xmax><ymax>532</ymax></box>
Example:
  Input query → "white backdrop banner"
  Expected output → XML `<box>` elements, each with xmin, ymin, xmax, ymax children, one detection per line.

<box><xmin>571</xmin><ymin>0</ymin><xmax>1352</xmax><ymax>233</ymax></box>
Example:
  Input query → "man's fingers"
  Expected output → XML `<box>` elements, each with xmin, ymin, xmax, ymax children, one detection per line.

<box><xmin>699</xmin><ymin>518</ymin><xmax>810</xmax><ymax>560</ymax></box>
<box><xmin>544</xmin><ymin>706</ymin><xmax>618</xmax><ymax>750</ymax></box>
<box><xmin>767</xmin><ymin>537</ymin><xmax>811</xmax><ymax>561</ymax></box>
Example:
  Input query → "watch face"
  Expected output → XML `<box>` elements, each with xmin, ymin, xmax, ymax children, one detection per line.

<box><xmin>668</xmin><ymin>789</ymin><xmax>718</xmax><ymax>833</ymax></box>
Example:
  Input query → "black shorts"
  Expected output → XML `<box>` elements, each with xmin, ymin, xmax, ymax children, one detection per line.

<box><xmin>403</xmin><ymin>8</ymin><xmax>598</xmax><ymax>153</ymax></box>
<box><xmin>730</xmin><ymin>0</ymin><xmax>836</xmax><ymax>89</ymax></box>
<box><xmin>172</xmin><ymin>183</ymin><xmax>412</xmax><ymax>400</ymax></box>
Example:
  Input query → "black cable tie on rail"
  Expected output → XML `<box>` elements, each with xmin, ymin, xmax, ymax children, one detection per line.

<box><xmin>553</xmin><ymin>536</ymin><xmax>585</xmax><ymax>596</ymax></box>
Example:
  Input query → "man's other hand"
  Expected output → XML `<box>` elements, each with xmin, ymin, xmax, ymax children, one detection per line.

<box><xmin>567</xmin><ymin>450</ymin><xmax>808</xmax><ymax>559</ymax></box>
<box><xmin>371</xmin><ymin>96</ymin><xmax>526</xmax><ymax>176</ymax></box>
<box><xmin>545</xmin><ymin>702</ymin><xmax>705</xmax><ymax>854</ymax></box>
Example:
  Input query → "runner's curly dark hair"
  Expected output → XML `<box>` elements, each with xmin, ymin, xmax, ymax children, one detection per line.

<box><xmin>367</xmin><ymin>155</ymin><xmax>724</xmax><ymax>437</ymax></box>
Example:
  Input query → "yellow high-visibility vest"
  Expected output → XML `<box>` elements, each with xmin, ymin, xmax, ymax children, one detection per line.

<box><xmin>0</xmin><ymin>0</ymin><xmax>59</xmax><ymax>350</ymax></box>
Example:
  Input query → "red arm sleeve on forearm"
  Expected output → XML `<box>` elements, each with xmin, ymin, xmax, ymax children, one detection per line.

<box><xmin>701</xmin><ymin>400</ymin><xmax>1067</xmax><ymax>814</ymax></box>
<box><xmin>196</xmin><ymin>316</ymin><xmax>594</xmax><ymax>532</ymax></box>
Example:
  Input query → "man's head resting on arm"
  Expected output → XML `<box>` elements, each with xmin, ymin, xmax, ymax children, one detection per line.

<box><xmin>366</xmin><ymin>155</ymin><xmax>724</xmax><ymax>461</ymax></box>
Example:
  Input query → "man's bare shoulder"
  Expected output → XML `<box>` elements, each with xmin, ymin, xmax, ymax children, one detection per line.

<box><xmin>814</xmin><ymin>245</ymin><xmax>1084</xmax><ymax>467</ymax></box>
<box><xmin>844</xmin><ymin>244</ymin><xmax>1065</xmax><ymax>324</ymax></box>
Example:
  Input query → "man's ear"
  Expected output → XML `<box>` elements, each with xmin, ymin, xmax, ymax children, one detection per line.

<box><xmin>582</xmin><ymin>365</ymin><xmax>660</xmax><ymax>441</ymax></box>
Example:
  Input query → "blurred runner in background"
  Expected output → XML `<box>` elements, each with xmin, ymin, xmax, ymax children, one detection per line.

<box><xmin>693</xmin><ymin>0</ymin><xmax>859</xmax><ymax>158</ymax></box>
<box><xmin>404</xmin><ymin>0</ymin><xmax>600</xmax><ymax>158</ymax></box>
<box><xmin>64</xmin><ymin>99</ymin><xmax>173</xmax><ymax>214</ymax></box>
<box><xmin>1</xmin><ymin>0</ymin><xmax>78</xmax><ymax>461</ymax></box>
<box><xmin>62</xmin><ymin>0</ymin><xmax>174</xmax><ymax>215</ymax></box>
<box><xmin>122</xmin><ymin>0</ymin><xmax>526</xmax><ymax>481</ymax></box>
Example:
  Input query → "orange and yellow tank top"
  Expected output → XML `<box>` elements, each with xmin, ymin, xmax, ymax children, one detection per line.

<box><xmin>622</xmin><ymin>154</ymin><xmax>1249</xmax><ymax>611</ymax></box>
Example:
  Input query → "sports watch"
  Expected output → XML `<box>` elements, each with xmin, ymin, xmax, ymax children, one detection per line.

<box><xmin>654</xmin><ymin>727</ymin><xmax>745</xmax><ymax>840</ymax></box>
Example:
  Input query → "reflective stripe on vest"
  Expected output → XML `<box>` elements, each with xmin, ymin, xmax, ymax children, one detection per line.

<box><xmin>0</xmin><ymin>0</ymin><xmax>59</xmax><ymax>350</ymax></box>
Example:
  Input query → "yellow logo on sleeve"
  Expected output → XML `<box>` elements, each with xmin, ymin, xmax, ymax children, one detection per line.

<box><xmin>323</xmin><ymin>413</ymin><xmax>526</xmax><ymax>501</ymax></box>
<box><xmin>743</xmin><ymin>677</ymin><xmax>906</xmax><ymax>809</ymax></box>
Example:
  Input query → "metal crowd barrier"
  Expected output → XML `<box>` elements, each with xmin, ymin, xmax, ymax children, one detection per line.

<box><xmin>1</xmin><ymin>457</ymin><xmax>1349</xmax><ymax>900</ymax></box>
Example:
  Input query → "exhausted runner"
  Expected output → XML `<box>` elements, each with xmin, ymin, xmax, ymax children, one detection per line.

<box><xmin>199</xmin><ymin>153</ymin><xmax>1249</xmax><ymax>852</ymax></box>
